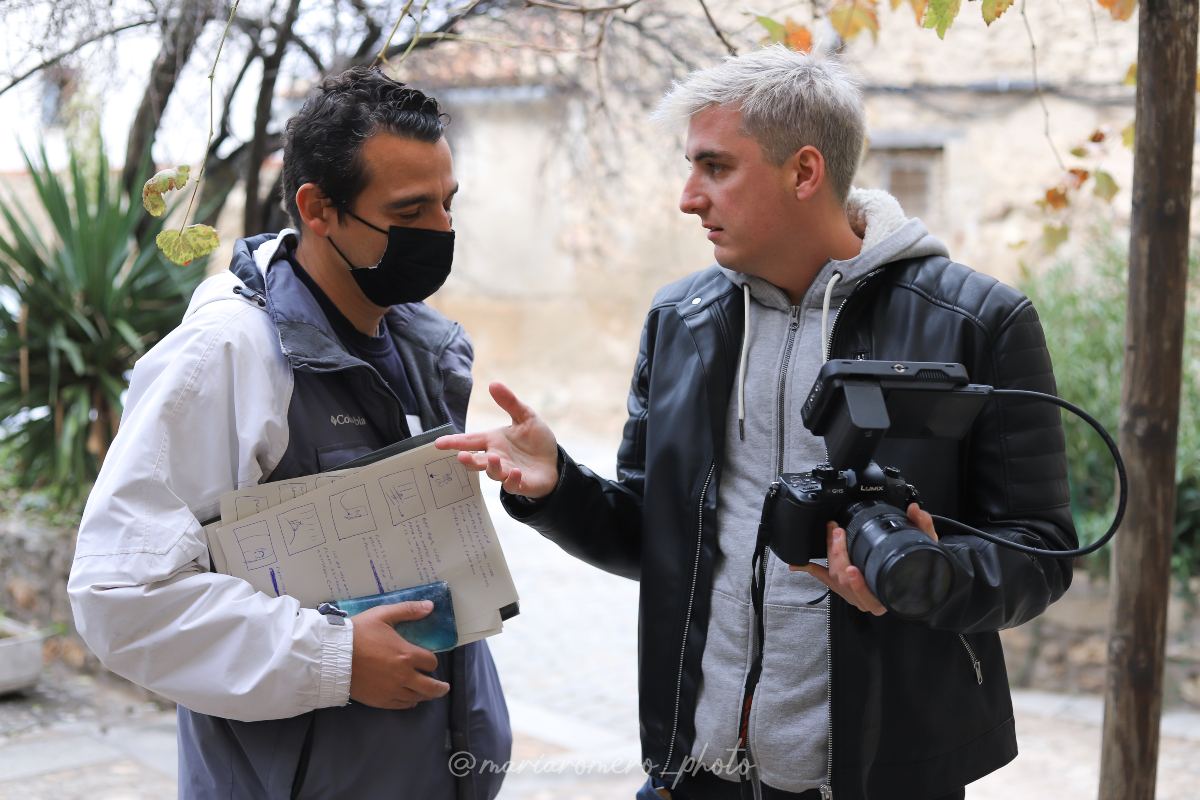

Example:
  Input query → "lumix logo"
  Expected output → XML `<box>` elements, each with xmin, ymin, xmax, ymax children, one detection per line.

<box><xmin>330</xmin><ymin>414</ymin><xmax>367</xmax><ymax>427</ymax></box>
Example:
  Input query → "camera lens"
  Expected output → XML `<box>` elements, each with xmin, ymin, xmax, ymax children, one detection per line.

<box><xmin>843</xmin><ymin>502</ymin><xmax>954</xmax><ymax>620</ymax></box>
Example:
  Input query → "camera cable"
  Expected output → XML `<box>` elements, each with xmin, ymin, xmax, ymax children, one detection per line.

<box><xmin>929</xmin><ymin>388</ymin><xmax>1128</xmax><ymax>559</ymax></box>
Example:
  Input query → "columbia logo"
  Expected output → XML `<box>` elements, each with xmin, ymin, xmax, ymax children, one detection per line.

<box><xmin>330</xmin><ymin>414</ymin><xmax>366</xmax><ymax>426</ymax></box>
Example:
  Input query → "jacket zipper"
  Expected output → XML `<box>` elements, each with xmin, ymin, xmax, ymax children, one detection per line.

<box><xmin>815</xmin><ymin>269</ymin><xmax>886</xmax><ymax>800</ymax></box>
<box><xmin>959</xmin><ymin>634</ymin><xmax>983</xmax><ymax>684</ymax></box>
<box><xmin>664</xmin><ymin>461</ymin><xmax>716</xmax><ymax>775</ymax></box>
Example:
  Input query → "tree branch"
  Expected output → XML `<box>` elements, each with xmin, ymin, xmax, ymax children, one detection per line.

<box><xmin>1020</xmin><ymin>0</ymin><xmax>1066</xmax><ymax>171</ymax></box>
<box><xmin>0</xmin><ymin>16</ymin><xmax>158</xmax><ymax>98</ymax></box>
<box><xmin>696</xmin><ymin>0</ymin><xmax>736</xmax><ymax>56</ymax></box>
<box><xmin>524</xmin><ymin>0</ymin><xmax>641</xmax><ymax>13</ymax></box>
<box><xmin>244</xmin><ymin>0</ymin><xmax>302</xmax><ymax>234</ymax></box>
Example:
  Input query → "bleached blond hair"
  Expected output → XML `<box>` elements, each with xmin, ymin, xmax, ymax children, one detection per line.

<box><xmin>653</xmin><ymin>45</ymin><xmax>865</xmax><ymax>203</ymax></box>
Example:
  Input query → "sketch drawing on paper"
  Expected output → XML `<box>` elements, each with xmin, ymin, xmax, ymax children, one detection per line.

<box><xmin>234</xmin><ymin>521</ymin><xmax>277</xmax><ymax>570</ymax></box>
<box><xmin>235</xmin><ymin>496</ymin><xmax>268</xmax><ymax>521</ymax></box>
<box><xmin>279</xmin><ymin>482</ymin><xmax>308</xmax><ymax>501</ymax></box>
<box><xmin>378</xmin><ymin>469</ymin><xmax>426</xmax><ymax>526</ymax></box>
<box><xmin>426</xmin><ymin>456</ymin><xmax>473</xmax><ymax>509</ymax></box>
<box><xmin>330</xmin><ymin>484</ymin><xmax>377</xmax><ymax>540</ymax></box>
<box><xmin>277</xmin><ymin>504</ymin><xmax>326</xmax><ymax>555</ymax></box>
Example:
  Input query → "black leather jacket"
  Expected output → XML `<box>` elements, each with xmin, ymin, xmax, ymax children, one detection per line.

<box><xmin>504</xmin><ymin>255</ymin><xmax>1076</xmax><ymax>799</ymax></box>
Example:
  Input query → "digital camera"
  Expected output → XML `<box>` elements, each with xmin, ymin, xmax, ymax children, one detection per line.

<box><xmin>760</xmin><ymin>360</ymin><xmax>991</xmax><ymax>620</ymax></box>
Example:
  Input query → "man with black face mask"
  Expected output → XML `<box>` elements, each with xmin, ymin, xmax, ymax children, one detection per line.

<box><xmin>69</xmin><ymin>67</ymin><xmax>511</xmax><ymax>799</ymax></box>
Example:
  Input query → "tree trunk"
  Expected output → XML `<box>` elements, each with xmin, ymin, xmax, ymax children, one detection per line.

<box><xmin>242</xmin><ymin>0</ymin><xmax>302</xmax><ymax>235</ymax></box>
<box><xmin>1098</xmin><ymin>2</ymin><xmax>1198</xmax><ymax>798</ymax></box>
<box><xmin>121</xmin><ymin>0</ymin><xmax>216</xmax><ymax>197</ymax></box>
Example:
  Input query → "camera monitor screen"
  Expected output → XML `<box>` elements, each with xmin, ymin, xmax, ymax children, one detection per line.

<box><xmin>801</xmin><ymin>360</ymin><xmax>992</xmax><ymax>470</ymax></box>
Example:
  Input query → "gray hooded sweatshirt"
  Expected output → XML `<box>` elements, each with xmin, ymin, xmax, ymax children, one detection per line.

<box><xmin>688</xmin><ymin>189</ymin><xmax>950</xmax><ymax>794</ymax></box>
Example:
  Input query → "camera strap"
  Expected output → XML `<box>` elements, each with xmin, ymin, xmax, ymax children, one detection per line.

<box><xmin>737</xmin><ymin>506</ymin><xmax>831</xmax><ymax>800</ymax></box>
<box><xmin>733</xmin><ymin>520</ymin><xmax>774</xmax><ymax>800</ymax></box>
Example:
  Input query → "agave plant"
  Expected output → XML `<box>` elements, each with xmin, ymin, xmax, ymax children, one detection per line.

<box><xmin>0</xmin><ymin>144</ymin><xmax>205</xmax><ymax>505</ymax></box>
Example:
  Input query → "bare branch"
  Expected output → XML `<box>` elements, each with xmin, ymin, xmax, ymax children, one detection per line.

<box><xmin>209</xmin><ymin>41</ymin><xmax>262</xmax><ymax>157</ymax></box>
<box><xmin>244</xmin><ymin>0</ymin><xmax>302</xmax><ymax>233</ymax></box>
<box><xmin>374</xmin><ymin>0</ymin><xmax>417</xmax><ymax>67</ymax></box>
<box><xmin>524</xmin><ymin>0</ymin><xmax>641</xmax><ymax>13</ymax></box>
<box><xmin>1020</xmin><ymin>0</ymin><xmax>1066</xmax><ymax>171</ymax></box>
<box><xmin>697</xmin><ymin>0</ymin><xmax>736</xmax><ymax>56</ymax></box>
<box><xmin>0</xmin><ymin>16</ymin><xmax>158</xmax><ymax>98</ymax></box>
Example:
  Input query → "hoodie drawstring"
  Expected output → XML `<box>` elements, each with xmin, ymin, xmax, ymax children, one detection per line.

<box><xmin>820</xmin><ymin>272</ymin><xmax>842</xmax><ymax>363</ymax></box>
<box><xmin>738</xmin><ymin>282</ymin><xmax>751</xmax><ymax>440</ymax></box>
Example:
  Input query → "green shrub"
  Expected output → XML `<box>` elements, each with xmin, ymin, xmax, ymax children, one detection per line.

<box><xmin>0</xmin><ymin>144</ymin><xmax>204</xmax><ymax>507</ymax></box>
<box><xmin>1021</xmin><ymin>234</ymin><xmax>1200</xmax><ymax>592</ymax></box>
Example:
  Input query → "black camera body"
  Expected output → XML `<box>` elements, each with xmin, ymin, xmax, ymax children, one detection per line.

<box><xmin>761</xmin><ymin>360</ymin><xmax>992</xmax><ymax>620</ymax></box>
<box><xmin>765</xmin><ymin>461</ymin><xmax>918</xmax><ymax>564</ymax></box>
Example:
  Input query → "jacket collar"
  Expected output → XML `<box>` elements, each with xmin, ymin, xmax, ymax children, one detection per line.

<box><xmin>229</xmin><ymin>231</ymin><xmax>371</xmax><ymax>373</ymax></box>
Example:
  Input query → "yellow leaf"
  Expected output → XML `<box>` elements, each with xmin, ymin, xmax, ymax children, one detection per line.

<box><xmin>1121</xmin><ymin>120</ymin><xmax>1136</xmax><ymax>148</ymax></box>
<box><xmin>1093</xmin><ymin>169</ymin><xmax>1119</xmax><ymax>202</ymax></box>
<box><xmin>1070</xmin><ymin>146</ymin><xmax>1090</xmax><ymax>158</ymax></box>
<box><xmin>830</xmin><ymin>0</ymin><xmax>881</xmax><ymax>43</ymax></box>
<box><xmin>1123</xmin><ymin>63</ymin><xmax>1137</xmax><ymax>86</ymax></box>
<box><xmin>1096</xmin><ymin>0</ymin><xmax>1137</xmax><ymax>22</ymax></box>
<box><xmin>785</xmin><ymin>20</ymin><xmax>814</xmax><ymax>52</ymax></box>
<box><xmin>156</xmin><ymin>224</ymin><xmax>220</xmax><ymax>266</ymax></box>
<box><xmin>923</xmin><ymin>0</ymin><xmax>962</xmax><ymax>39</ymax></box>
<box><xmin>982</xmin><ymin>0</ymin><xmax>1014</xmax><ymax>24</ymax></box>
<box><xmin>1043</xmin><ymin>223</ymin><xmax>1070</xmax><ymax>252</ymax></box>
<box><xmin>142</xmin><ymin>165</ymin><xmax>190</xmax><ymax>218</ymax></box>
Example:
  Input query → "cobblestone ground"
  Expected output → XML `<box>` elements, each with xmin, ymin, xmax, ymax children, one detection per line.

<box><xmin>3</xmin><ymin>434</ymin><xmax>1200</xmax><ymax>798</ymax></box>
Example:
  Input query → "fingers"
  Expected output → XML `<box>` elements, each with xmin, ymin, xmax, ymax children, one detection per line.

<box><xmin>400</xmin><ymin>672</ymin><xmax>451</xmax><ymax>701</ymax></box>
<box><xmin>798</xmin><ymin>522</ymin><xmax>885</xmax><ymax>616</ymax></box>
<box><xmin>435</xmin><ymin>432</ymin><xmax>492</xmax><ymax>452</ymax></box>
<box><xmin>489</xmin><ymin>381</ymin><xmax>536</xmax><ymax>426</ymax></box>
<box><xmin>373</xmin><ymin>600</ymin><xmax>434</xmax><ymax>625</ymax></box>
<box><xmin>907</xmin><ymin>503</ymin><xmax>938</xmax><ymax>542</ymax></box>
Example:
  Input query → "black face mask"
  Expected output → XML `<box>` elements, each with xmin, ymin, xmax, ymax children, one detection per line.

<box><xmin>328</xmin><ymin>208</ymin><xmax>455</xmax><ymax>307</ymax></box>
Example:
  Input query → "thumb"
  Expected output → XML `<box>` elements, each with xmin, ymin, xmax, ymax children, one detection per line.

<box><xmin>489</xmin><ymin>381</ymin><xmax>535</xmax><ymax>426</ymax></box>
<box><xmin>371</xmin><ymin>600</ymin><xmax>434</xmax><ymax>625</ymax></box>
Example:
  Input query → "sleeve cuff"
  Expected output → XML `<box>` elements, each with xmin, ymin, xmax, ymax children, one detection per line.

<box><xmin>501</xmin><ymin>447</ymin><xmax>568</xmax><ymax>519</ymax></box>
<box><xmin>317</xmin><ymin>615</ymin><xmax>354</xmax><ymax>708</ymax></box>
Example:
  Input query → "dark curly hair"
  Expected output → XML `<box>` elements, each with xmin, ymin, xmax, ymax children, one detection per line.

<box><xmin>280</xmin><ymin>66</ymin><xmax>446</xmax><ymax>232</ymax></box>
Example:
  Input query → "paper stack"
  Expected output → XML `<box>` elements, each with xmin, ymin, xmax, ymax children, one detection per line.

<box><xmin>206</xmin><ymin>431</ymin><xmax>519</xmax><ymax>647</ymax></box>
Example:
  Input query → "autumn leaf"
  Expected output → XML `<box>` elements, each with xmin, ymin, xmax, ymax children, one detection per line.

<box><xmin>1096</xmin><ymin>0</ymin><xmax>1137</xmax><ymax>22</ymax></box>
<box><xmin>1066</xmin><ymin>168</ymin><xmax>1090</xmax><ymax>189</ymax></box>
<box><xmin>892</xmin><ymin>0</ymin><xmax>928</xmax><ymax>22</ymax></box>
<box><xmin>1122</xmin><ymin>120</ymin><xmax>1136</xmax><ymax>148</ymax></box>
<box><xmin>830</xmin><ymin>0</ymin><xmax>881</xmax><ymax>43</ymax></box>
<box><xmin>785</xmin><ymin>20</ymin><xmax>814</xmax><ymax>52</ymax></box>
<box><xmin>1044</xmin><ymin>186</ymin><xmax>1070</xmax><ymax>210</ymax></box>
<box><xmin>923</xmin><ymin>0</ymin><xmax>962</xmax><ymax>39</ymax></box>
<box><xmin>1093</xmin><ymin>169</ymin><xmax>1119</xmax><ymax>202</ymax></box>
<box><xmin>1043</xmin><ymin>223</ymin><xmax>1070</xmax><ymax>252</ymax></box>
<box><xmin>1070</xmin><ymin>146</ymin><xmax>1090</xmax><ymax>158</ymax></box>
<box><xmin>1123</xmin><ymin>63</ymin><xmax>1137</xmax><ymax>86</ymax></box>
<box><xmin>157</xmin><ymin>224</ymin><xmax>220</xmax><ymax>265</ymax></box>
<box><xmin>981</xmin><ymin>0</ymin><xmax>1014</xmax><ymax>24</ymax></box>
<box><xmin>142</xmin><ymin>166</ymin><xmax>190</xmax><ymax>218</ymax></box>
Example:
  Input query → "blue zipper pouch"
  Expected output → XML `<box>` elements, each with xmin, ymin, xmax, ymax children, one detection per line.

<box><xmin>327</xmin><ymin>580</ymin><xmax>458</xmax><ymax>653</ymax></box>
